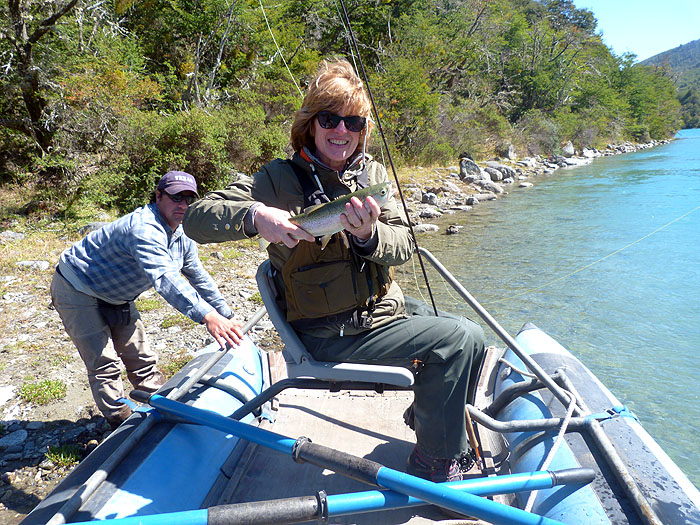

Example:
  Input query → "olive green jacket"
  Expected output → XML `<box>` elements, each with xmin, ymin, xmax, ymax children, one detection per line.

<box><xmin>183</xmin><ymin>151</ymin><xmax>414</xmax><ymax>336</ymax></box>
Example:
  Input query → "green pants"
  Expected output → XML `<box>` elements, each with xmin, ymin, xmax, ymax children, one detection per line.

<box><xmin>299</xmin><ymin>297</ymin><xmax>485</xmax><ymax>460</ymax></box>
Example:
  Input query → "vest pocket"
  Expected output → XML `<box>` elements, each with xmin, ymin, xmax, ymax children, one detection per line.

<box><xmin>286</xmin><ymin>260</ymin><xmax>360</xmax><ymax>320</ymax></box>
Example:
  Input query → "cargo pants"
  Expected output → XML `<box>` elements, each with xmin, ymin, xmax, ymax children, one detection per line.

<box><xmin>50</xmin><ymin>271</ymin><xmax>163</xmax><ymax>426</ymax></box>
<box><xmin>299</xmin><ymin>297</ymin><xmax>485</xmax><ymax>460</ymax></box>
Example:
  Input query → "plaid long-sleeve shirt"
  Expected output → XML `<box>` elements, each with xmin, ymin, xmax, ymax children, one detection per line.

<box><xmin>60</xmin><ymin>203</ymin><xmax>232</xmax><ymax>323</ymax></box>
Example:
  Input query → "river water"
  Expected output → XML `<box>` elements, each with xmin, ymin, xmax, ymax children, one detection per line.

<box><xmin>397</xmin><ymin>129</ymin><xmax>700</xmax><ymax>488</ymax></box>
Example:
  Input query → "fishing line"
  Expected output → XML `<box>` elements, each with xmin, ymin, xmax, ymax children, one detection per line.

<box><xmin>258</xmin><ymin>0</ymin><xmax>304</xmax><ymax>98</ymax></box>
<box><xmin>336</xmin><ymin>0</ymin><xmax>439</xmax><ymax>315</ymax></box>
<box><xmin>488</xmin><ymin>203</ymin><xmax>700</xmax><ymax>305</ymax></box>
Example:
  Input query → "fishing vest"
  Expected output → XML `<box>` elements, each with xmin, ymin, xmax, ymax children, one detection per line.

<box><xmin>280</xmin><ymin>161</ymin><xmax>393</xmax><ymax>329</ymax></box>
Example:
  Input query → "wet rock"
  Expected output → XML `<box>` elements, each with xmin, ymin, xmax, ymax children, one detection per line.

<box><xmin>413</xmin><ymin>224</ymin><xmax>439</xmax><ymax>234</ymax></box>
<box><xmin>465</xmin><ymin>196</ymin><xmax>480</xmax><ymax>206</ymax></box>
<box><xmin>446</xmin><ymin>225</ymin><xmax>463</xmax><ymax>235</ymax></box>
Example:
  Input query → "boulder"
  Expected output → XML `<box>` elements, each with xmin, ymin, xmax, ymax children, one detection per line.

<box><xmin>0</xmin><ymin>231</ymin><xmax>25</xmax><ymax>244</ymax></box>
<box><xmin>421</xmin><ymin>192</ymin><xmax>439</xmax><ymax>206</ymax></box>
<box><xmin>15</xmin><ymin>260</ymin><xmax>50</xmax><ymax>271</ymax></box>
<box><xmin>79</xmin><ymin>222</ymin><xmax>110</xmax><ymax>236</ymax></box>
<box><xmin>419</xmin><ymin>207</ymin><xmax>442</xmax><ymax>219</ymax></box>
<box><xmin>0</xmin><ymin>429</ymin><xmax>28</xmax><ymax>450</ymax></box>
<box><xmin>413</xmin><ymin>224</ymin><xmax>439</xmax><ymax>234</ymax></box>
<box><xmin>459</xmin><ymin>158</ymin><xmax>481</xmax><ymax>181</ymax></box>
<box><xmin>562</xmin><ymin>141</ymin><xmax>575</xmax><ymax>157</ymax></box>
<box><xmin>484</xmin><ymin>167</ymin><xmax>502</xmax><ymax>182</ymax></box>
<box><xmin>496</xmin><ymin>142</ymin><xmax>517</xmax><ymax>160</ymax></box>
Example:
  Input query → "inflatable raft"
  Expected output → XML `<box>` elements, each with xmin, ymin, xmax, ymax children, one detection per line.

<box><xmin>20</xmin><ymin>250</ymin><xmax>700</xmax><ymax>524</ymax></box>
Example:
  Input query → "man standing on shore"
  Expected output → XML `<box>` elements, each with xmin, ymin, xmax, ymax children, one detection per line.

<box><xmin>50</xmin><ymin>171</ymin><xmax>243</xmax><ymax>429</ymax></box>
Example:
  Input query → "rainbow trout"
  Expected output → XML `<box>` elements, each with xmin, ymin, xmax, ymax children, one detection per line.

<box><xmin>285</xmin><ymin>182</ymin><xmax>393</xmax><ymax>250</ymax></box>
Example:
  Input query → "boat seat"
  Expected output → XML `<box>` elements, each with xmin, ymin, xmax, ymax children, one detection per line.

<box><xmin>255</xmin><ymin>260</ymin><xmax>414</xmax><ymax>387</ymax></box>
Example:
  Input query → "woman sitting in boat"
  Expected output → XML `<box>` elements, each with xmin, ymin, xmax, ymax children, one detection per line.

<box><xmin>183</xmin><ymin>58</ymin><xmax>486</xmax><ymax>483</ymax></box>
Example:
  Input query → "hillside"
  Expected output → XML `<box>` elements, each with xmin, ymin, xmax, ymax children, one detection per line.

<box><xmin>1</xmin><ymin>0</ymin><xmax>683</xmax><ymax>206</ymax></box>
<box><xmin>642</xmin><ymin>38</ymin><xmax>700</xmax><ymax>128</ymax></box>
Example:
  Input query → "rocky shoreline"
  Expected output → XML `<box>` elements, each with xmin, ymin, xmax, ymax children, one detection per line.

<box><xmin>400</xmin><ymin>139</ymin><xmax>670</xmax><ymax>232</ymax></box>
<box><xmin>0</xmin><ymin>137</ymin><xmax>669</xmax><ymax>523</ymax></box>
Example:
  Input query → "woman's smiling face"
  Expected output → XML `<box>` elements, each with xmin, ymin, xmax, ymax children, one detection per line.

<box><xmin>312</xmin><ymin>108</ymin><xmax>360</xmax><ymax>171</ymax></box>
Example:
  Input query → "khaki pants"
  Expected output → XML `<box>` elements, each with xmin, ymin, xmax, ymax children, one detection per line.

<box><xmin>50</xmin><ymin>270</ymin><xmax>162</xmax><ymax>421</ymax></box>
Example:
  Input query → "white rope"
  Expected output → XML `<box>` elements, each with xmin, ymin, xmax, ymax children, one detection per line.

<box><xmin>497</xmin><ymin>358</ymin><xmax>538</xmax><ymax>379</ymax></box>
<box><xmin>524</xmin><ymin>390</ymin><xmax>577</xmax><ymax>512</ymax></box>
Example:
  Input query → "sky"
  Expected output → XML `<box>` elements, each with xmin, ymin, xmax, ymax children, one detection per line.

<box><xmin>571</xmin><ymin>0</ymin><xmax>700</xmax><ymax>62</ymax></box>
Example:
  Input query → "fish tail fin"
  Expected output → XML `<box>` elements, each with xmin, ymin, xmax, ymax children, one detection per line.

<box><xmin>257</xmin><ymin>236</ymin><xmax>270</xmax><ymax>251</ymax></box>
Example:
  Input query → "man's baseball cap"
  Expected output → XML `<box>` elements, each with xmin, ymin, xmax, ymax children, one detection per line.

<box><xmin>157</xmin><ymin>171</ymin><xmax>199</xmax><ymax>197</ymax></box>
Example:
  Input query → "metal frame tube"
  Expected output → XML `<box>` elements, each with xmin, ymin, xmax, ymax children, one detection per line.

<box><xmin>229</xmin><ymin>377</ymin><xmax>409</xmax><ymax>421</ymax></box>
<box><xmin>418</xmin><ymin>248</ymin><xmax>583</xmax><ymax>415</ymax></box>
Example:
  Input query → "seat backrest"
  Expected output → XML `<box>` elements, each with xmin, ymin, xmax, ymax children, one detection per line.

<box><xmin>255</xmin><ymin>260</ymin><xmax>414</xmax><ymax>387</ymax></box>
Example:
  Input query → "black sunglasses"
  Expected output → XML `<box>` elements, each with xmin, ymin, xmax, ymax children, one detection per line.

<box><xmin>317</xmin><ymin>111</ymin><xmax>366</xmax><ymax>132</ymax></box>
<box><xmin>164</xmin><ymin>192</ymin><xmax>197</xmax><ymax>205</ymax></box>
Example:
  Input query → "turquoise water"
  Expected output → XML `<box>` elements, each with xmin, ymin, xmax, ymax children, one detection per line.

<box><xmin>399</xmin><ymin>129</ymin><xmax>700</xmax><ymax>488</ymax></box>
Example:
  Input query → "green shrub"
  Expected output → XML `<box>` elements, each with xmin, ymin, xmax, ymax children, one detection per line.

<box><xmin>46</xmin><ymin>444</ymin><xmax>82</xmax><ymax>467</ymax></box>
<box><xmin>79</xmin><ymin>100</ymin><xmax>288</xmax><ymax>213</ymax></box>
<box><xmin>516</xmin><ymin>109</ymin><xmax>561</xmax><ymax>156</ymax></box>
<box><xmin>19</xmin><ymin>379</ymin><xmax>67</xmax><ymax>405</ymax></box>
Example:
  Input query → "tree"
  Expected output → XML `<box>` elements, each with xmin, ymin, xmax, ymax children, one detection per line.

<box><xmin>1</xmin><ymin>0</ymin><xmax>79</xmax><ymax>152</ymax></box>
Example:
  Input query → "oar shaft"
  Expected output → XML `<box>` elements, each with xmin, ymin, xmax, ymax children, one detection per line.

<box><xmin>139</xmin><ymin>394</ymin><xmax>565</xmax><ymax>525</ymax></box>
<box><xmin>143</xmin><ymin>393</ymin><xmax>297</xmax><ymax>455</ymax></box>
<box><xmin>70</xmin><ymin>470</ymin><xmax>590</xmax><ymax>524</ymax></box>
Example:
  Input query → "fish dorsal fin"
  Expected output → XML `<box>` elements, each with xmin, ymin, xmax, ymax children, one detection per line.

<box><xmin>303</xmin><ymin>202</ymin><xmax>327</xmax><ymax>215</ymax></box>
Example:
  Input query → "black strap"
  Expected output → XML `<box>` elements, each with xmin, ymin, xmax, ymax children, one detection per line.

<box><xmin>288</xmin><ymin>160</ymin><xmax>330</xmax><ymax>208</ymax></box>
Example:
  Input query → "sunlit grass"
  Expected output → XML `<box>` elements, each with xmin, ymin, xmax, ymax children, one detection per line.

<box><xmin>19</xmin><ymin>379</ymin><xmax>67</xmax><ymax>405</ymax></box>
<box><xmin>46</xmin><ymin>444</ymin><xmax>82</xmax><ymax>467</ymax></box>
<box><xmin>161</xmin><ymin>350</ymin><xmax>191</xmax><ymax>379</ymax></box>
<box><xmin>135</xmin><ymin>297</ymin><xmax>163</xmax><ymax>312</ymax></box>
<box><xmin>161</xmin><ymin>314</ymin><xmax>197</xmax><ymax>330</ymax></box>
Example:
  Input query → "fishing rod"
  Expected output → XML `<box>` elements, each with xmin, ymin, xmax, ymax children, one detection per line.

<box><xmin>336</xmin><ymin>0</ymin><xmax>439</xmax><ymax>316</ymax></box>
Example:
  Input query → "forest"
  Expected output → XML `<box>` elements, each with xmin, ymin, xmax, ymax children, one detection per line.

<box><xmin>0</xmin><ymin>0</ymin><xmax>683</xmax><ymax>214</ymax></box>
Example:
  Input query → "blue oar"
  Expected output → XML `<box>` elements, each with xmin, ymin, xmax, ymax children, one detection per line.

<box><xmin>69</xmin><ymin>469</ymin><xmax>593</xmax><ymax>524</ymax></box>
<box><xmin>128</xmin><ymin>392</ymin><xmax>570</xmax><ymax>525</ymax></box>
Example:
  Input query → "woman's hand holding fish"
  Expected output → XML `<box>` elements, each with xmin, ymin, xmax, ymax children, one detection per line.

<box><xmin>340</xmin><ymin>196</ymin><xmax>381</xmax><ymax>241</ymax></box>
<box><xmin>254</xmin><ymin>204</ymin><xmax>315</xmax><ymax>248</ymax></box>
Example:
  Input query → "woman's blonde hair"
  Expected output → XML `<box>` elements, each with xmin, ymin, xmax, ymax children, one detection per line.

<box><xmin>290</xmin><ymin>59</ymin><xmax>374</xmax><ymax>153</ymax></box>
